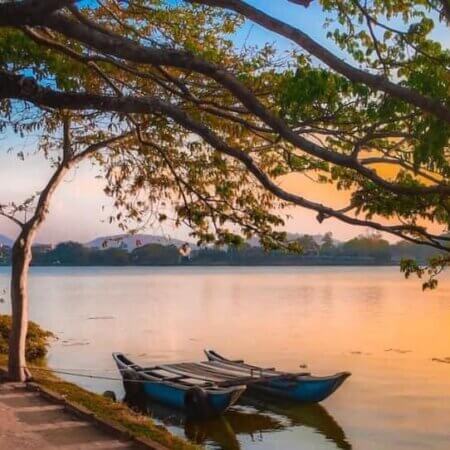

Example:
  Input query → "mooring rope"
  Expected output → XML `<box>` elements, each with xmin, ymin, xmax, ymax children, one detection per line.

<box><xmin>26</xmin><ymin>366</ymin><xmax>130</xmax><ymax>373</ymax></box>
<box><xmin>23</xmin><ymin>365</ymin><xmax>151</xmax><ymax>384</ymax></box>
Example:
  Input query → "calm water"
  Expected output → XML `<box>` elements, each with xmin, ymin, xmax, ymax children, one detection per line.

<box><xmin>1</xmin><ymin>266</ymin><xmax>450</xmax><ymax>450</ymax></box>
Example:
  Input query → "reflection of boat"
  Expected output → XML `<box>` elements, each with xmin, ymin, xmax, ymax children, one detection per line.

<box><xmin>125</xmin><ymin>391</ymin><xmax>352</xmax><ymax>450</ymax></box>
<box><xmin>184</xmin><ymin>408</ymin><xmax>289</xmax><ymax>450</ymax></box>
<box><xmin>205</xmin><ymin>350</ymin><xmax>351</xmax><ymax>403</ymax></box>
<box><xmin>113</xmin><ymin>353</ymin><xmax>245</xmax><ymax>418</ymax></box>
<box><xmin>125</xmin><ymin>394</ymin><xmax>244</xmax><ymax>450</ymax></box>
<box><xmin>241</xmin><ymin>395</ymin><xmax>352</xmax><ymax>450</ymax></box>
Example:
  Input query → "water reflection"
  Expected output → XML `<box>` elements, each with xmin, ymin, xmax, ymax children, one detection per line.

<box><xmin>125</xmin><ymin>393</ymin><xmax>352</xmax><ymax>450</ymax></box>
<box><xmin>242</xmin><ymin>396</ymin><xmax>351</xmax><ymax>450</ymax></box>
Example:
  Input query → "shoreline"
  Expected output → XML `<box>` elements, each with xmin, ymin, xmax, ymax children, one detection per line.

<box><xmin>0</xmin><ymin>262</ymin><xmax>402</xmax><ymax>268</ymax></box>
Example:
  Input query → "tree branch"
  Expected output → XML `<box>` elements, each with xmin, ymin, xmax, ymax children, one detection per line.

<box><xmin>62</xmin><ymin>114</ymin><xmax>72</xmax><ymax>162</ymax></box>
<box><xmin>0</xmin><ymin>0</ymin><xmax>74</xmax><ymax>26</ymax></box>
<box><xmin>2</xmin><ymin>68</ymin><xmax>449</xmax><ymax>198</ymax></box>
<box><xmin>359</xmin><ymin>156</ymin><xmax>443</xmax><ymax>184</ymax></box>
<box><xmin>187</xmin><ymin>0</ymin><xmax>450</xmax><ymax>123</ymax></box>
<box><xmin>71</xmin><ymin>131</ymin><xmax>133</xmax><ymax>164</ymax></box>
<box><xmin>19</xmin><ymin>14</ymin><xmax>447</xmax><ymax>195</ymax></box>
<box><xmin>441</xmin><ymin>0</ymin><xmax>450</xmax><ymax>23</ymax></box>
<box><xmin>25</xmin><ymin>129</ymin><xmax>131</xmax><ymax>232</ymax></box>
<box><xmin>0</xmin><ymin>211</ymin><xmax>24</xmax><ymax>229</ymax></box>
<box><xmin>23</xmin><ymin>27</ymin><xmax>269</xmax><ymax>133</ymax></box>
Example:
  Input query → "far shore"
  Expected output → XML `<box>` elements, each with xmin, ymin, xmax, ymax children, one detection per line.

<box><xmin>1</xmin><ymin>261</ymin><xmax>401</xmax><ymax>267</ymax></box>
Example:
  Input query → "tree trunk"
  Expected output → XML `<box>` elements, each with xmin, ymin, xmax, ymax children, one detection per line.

<box><xmin>7</xmin><ymin>162</ymin><xmax>69</xmax><ymax>381</ymax></box>
<box><xmin>8</xmin><ymin>228</ymin><xmax>34</xmax><ymax>381</ymax></box>
<box><xmin>4</xmin><ymin>128</ymin><xmax>122</xmax><ymax>381</ymax></box>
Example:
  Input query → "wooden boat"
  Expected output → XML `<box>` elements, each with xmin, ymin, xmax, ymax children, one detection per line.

<box><xmin>112</xmin><ymin>353</ymin><xmax>246</xmax><ymax>418</ymax></box>
<box><xmin>204</xmin><ymin>350</ymin><xmax>351</xmax><ymax>403</ymax></box>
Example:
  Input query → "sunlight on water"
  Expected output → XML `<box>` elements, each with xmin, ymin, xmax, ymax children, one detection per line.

<box><xmin>1</xmin><ymin>266</ymin><xmax>449</xmax><ymax>449</ymax></box>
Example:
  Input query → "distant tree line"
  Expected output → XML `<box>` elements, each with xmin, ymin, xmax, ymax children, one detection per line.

<box><xmin>0</xmin><ymin>233</ymin><xmax>441</xmax><ymax>267</ymax></box>
<box><xmin>33</xmin><ymin>242</ymin><xmax>180</xmax><ymax>266</ymax></box>
<box><xmin>192</xmin><ymin>233</ymin><xmax>438</xmax><ymax>266</ymax></box>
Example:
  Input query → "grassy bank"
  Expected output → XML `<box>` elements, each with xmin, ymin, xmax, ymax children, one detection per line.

<box><xmin>31</xmin><ymin>368</ymin><xmax>199</xmax><ymax>450</ymax></box>
<box><xmin>0</xmin><ymin>317</ymin><xmax>199</xmax><ymax>450</ymax></box>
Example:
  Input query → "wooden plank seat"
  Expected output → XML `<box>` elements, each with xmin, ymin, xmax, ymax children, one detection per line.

<box><xmin>173</xmin><ymin>363</ymin><xmax>238</xmax><ymax>380</ymax></box>
<box><xmin>204</xmin><ymin>360</ymin><xmax>310</xmax><ymax>378</ymax></box>
<box><xmin>160</xmin><ymin>364</ymin><xmax>231</xmax><ymax>383</ymax></box>
<box><xmin>157</xmin><ymin>362</ymin><xmax>302</xmax><ymax>388</ymax></box>
<box><xmin>132</xmin><ymin>359</ymin><xmax>310</xmax><ymax>389</ymax></box>
<box><xmin>201</xmin><ymin>361</ymin><xmax>279</xmax><ymax>378</ymax></box>
<box><xmin>137</xmin><ymin>366</ymin><xmax>216</xmax><ymax>387</ymax></box>
<box><xmin>159</xmin><ymin>375</ymin><xmax>187</xmax><ymax>382</ymax></box>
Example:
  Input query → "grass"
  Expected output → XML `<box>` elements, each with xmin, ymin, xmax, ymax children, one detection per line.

<box><xmin>0</xmin><ymin>317</ymin><xmax>200</xmax><ymax>450</ymax></box>
<box><xmin>0</xmin><ymin>314</ymin><xmax>55</xmax><ymax>360</ymax></box>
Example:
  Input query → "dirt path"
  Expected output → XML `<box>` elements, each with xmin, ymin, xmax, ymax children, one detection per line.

<box><xmin>0</xmin><ymin>382</ymin><xmax>143</xmax><ymax>450</ymax></box>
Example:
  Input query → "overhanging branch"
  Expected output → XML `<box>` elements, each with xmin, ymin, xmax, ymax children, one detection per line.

<box><xmin>0</xmin><ymin>211</ymin><xmax>24</xmax><ymax>229</ymax></box>
<box><xmin>2</xmin><ymin>69</ymin><xmax>449</xmax><ymax>197</ymax></box>
<box><xmin>187</xmin><ymin>0</ymin><xmax>450</xmax><ymax>123</ymax></box>
<box><xmin>72</xmin><ymin>131</ymin><xmax>134</xmax><ymax>164</ymax></box>
<box><xmin>20</xmin><ymin>14</ymin><xmax>448</xmax><ymax>195</ymax></box>
<box><xmin>0</xmin><ymin>0</ymin><xmax>74</xmax><ymax>26</ymax></box>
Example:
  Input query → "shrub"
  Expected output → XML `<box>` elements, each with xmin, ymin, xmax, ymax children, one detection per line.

<box><xmin>0</xmin><ymin>315</ymin><xmax>54</xmax><ymax>361</ymax></box>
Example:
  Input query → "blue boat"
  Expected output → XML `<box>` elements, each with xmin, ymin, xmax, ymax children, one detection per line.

<box><xmin>204</xmin><ymin>350</ymin><xmax>351</xmax><ymax>403</ymax></box>
<box><xmin>112</xmin><ymin>353</ymin><xmax>246</xmax><ymax>418</ymax></box>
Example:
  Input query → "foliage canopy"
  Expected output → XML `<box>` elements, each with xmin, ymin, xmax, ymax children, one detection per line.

<box><xmin>0</xmin><ymin>0</ymin><xmax>449</xmax><ymax>285</ymax></box>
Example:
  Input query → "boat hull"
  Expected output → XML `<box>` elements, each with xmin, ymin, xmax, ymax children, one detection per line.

<box><xmin>205</xmin><ymin>350</ymin><xmax>350</xmax><ymax>403</ymax></box>
<box><xmin>141</xmin><ymin>380</ymin><xmax>243</xmax><ymax>414</ymax></box>
<box><xmin>248</xmin><ymin>372</ymin><xmax>351</xmax><ymax>402</ymax></box>
<box><xmin>113</xmin><ymin>353</ymin><xmax>245</xmax><ymax>418</ymax></box>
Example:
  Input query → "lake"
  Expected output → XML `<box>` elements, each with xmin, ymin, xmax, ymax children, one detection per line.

<box><xmin>1</xmin><ymin>266</ymin><xmax>450</xmax><ymax>450</ymax></box>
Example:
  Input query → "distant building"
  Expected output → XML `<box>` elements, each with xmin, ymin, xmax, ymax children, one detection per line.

<box><xmin>100</xmin><ymin>238</ymin><xmax>129</xmax><ymax>250</ymax></box>
<box><xmin>179</xmin><ymin>243</ymin><xmax>192</xmax><ymax>263</ymax></box>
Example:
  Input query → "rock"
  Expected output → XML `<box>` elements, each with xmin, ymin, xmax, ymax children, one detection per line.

<box><xmin>103</xmin><ymin>390</ymin><xmax>117</xmax><ymax>402</ymax></box>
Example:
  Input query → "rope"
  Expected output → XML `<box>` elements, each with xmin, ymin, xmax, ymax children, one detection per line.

<box><xmin>24</xmin><ymin>366</ymin><xmax>152</xmax><ymax>384</ymax></box>
<box><xmin>26</xmin><ymin>366</ymin><xmax>131</xmax><ymax>373</ymax></box>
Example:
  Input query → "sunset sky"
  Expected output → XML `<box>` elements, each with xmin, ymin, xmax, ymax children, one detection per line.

<box><xmin>0</xmin><ymin>1</ymin><xmax>447</xmax><ymax>244</ymax></box>
<box><xmin>0</xmin><ymin>132</ymin><xmax>367</xmax><ymax>244</ymax></box>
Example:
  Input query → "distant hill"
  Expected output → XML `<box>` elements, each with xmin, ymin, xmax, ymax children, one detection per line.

<box><xmin>85</xmin><ymin>234</ymin><xmax>191</xmax><ymax>251</ymax></box>
<box><xmin>0</xmin><ymin>234</ymin><xmax>13</xmax><ymax>247</ymax></box>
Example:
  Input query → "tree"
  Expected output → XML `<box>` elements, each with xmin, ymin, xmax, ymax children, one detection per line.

<box><xmin>0</xmin><ymin>116</ymin><xmax>130</xmax><ymax>380</ymax></box>
<box><xmin>320</xmin><ymin>232</ymin><xmax>335</xmax><ymax>256</ymax></box>
<box><xmin>0</xmin><ymin>0</ymin><xmax>449</xmax><ymax>380</ymax></box>
<box><xmin>51</xmin><ymin>241</ymin><xmax>91</xmax><ymax>266</ymax></box>
<box><xmin>131</xmin><ymin>243</ymin><xmax>179</xmax><ymax>265</ymax></box>
<box><xmin>342</xmin><ymin>233</ymin><xmax>391</xmax><ymax>263</ymax></box>
<box><xmin>2</xmin><ymin>1</ymin><xmax>266</xmax><ymax>381</ymax></box>
<box><xmin>90</xmin><ymin>247</ymin><xmax>130</xmax><ymax>266</ymax></box>
<box><xmin>296</xmin><ymin>235</ymin><xmax>320</xmax><ymax>255</ymax></box>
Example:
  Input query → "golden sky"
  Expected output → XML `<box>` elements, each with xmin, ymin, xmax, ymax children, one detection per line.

<box><xmin>0</xmin><ymin>153</ymin><xmax>407</xmax><ymax>244</ymax></box>
<box><xmin>0</xmin><ymin>140</ymin><xmax>443</xmax><ymax>244</ymax></box>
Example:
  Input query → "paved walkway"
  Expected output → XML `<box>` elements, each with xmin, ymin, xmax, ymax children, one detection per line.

<box><xmin>0</xmin><ymin>382</ymin><xmax>143</xmax><ymax>450</ymax></box>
